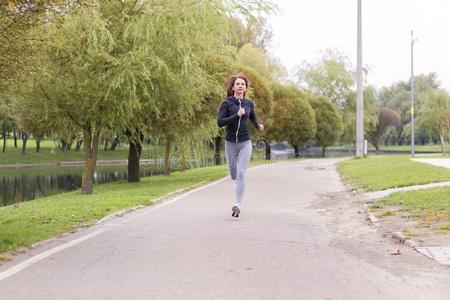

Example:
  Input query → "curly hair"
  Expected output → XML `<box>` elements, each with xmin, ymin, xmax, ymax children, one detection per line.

<box><xmin>226</xmin><ymin>74</ymin><xmax>250</xmax><ymax>97</ymax></box>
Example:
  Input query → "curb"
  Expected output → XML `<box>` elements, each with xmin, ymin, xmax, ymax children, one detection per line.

<box><xmin>364</xmin><ymin>204</ymin><xmax>420</xmax><ymax>249</ymax></box>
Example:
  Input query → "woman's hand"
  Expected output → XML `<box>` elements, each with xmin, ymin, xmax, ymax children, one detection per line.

<box><xmin>258</xmin><ymin>123</ymin><xmax>264</xmax><ymax>132</ymax></box>
<box><xmin>237</xmin><ymin>108</ymin><xmax>246</xmax><ymax>117</ymax></box>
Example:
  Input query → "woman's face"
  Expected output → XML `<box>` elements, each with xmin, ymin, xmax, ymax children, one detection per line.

<box><xmin>233</xmin><ymin>78</ymin><xmax>247</xmax><ymax>95</ymax></box>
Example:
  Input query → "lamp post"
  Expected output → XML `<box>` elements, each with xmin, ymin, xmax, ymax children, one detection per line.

<box><xmin>410</xmin><ymin>30</ymin><xmax>417</xmax><ymax>157</ymax></box>
<box><xmin>356</xmin><ymin>0</ymin><xmax>364</xmax><ymax>157</ymax></box>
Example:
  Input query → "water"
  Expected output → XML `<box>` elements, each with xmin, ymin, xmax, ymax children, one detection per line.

<box><xmin>0</xmin><ymin>165</ymin><xmax>163</xmax><ymax>207</ymax></box>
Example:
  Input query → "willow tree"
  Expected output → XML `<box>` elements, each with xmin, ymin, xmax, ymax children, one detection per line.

<box><xmin>32</xmin><ymin>2</ymin><xmax>144</xmax><ymax>194</ymax></box>
<box><xmin>144</xmin><ymin>0</ymin><xmax>275</xmax><ymax>174</ymax></box>
<box><xmin>418</xmin><ymin>89</ymin><xmax>450</xmax><ymax>153</ymax></box>
<box><xmin>123</xmin><ymin>0</ymin><xmax>236</xmax><ymax>177</ymax></box>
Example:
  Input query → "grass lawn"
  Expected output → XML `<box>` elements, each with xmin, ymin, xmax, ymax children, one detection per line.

<box><xmin>338</xmin><ymin>155</ymin><xmax>450</xmax><ymax>231</ymax></box>
<box><xmin>337</xmin><ymin>155</ymin><xmax>450</xmax><ymax>191</ymax></box>
<box><xmin>371</xmin><ymin>187</ymin><xmax>450</xmax><ymax>231</ymax></box>
<box><xmin>379</xmin><ymin>144</ymin><xmax>450</xmax><ymax>152</ymax></box>
<box><xmin>0</xmin><ymin>139</ymin><xmax>129</xmax><ymax>164</ymax></box>
<box><xmin>329</xmin><ymin>144</ymin><xmax>450</xmax><ymax>153</ymax></box>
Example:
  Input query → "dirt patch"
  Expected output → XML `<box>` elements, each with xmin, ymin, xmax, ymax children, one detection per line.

<box><xmin>368</xmin><ymin>202</ymin><xmax>450</xmax><ymax>247</ymax></box>
<box><xmin>311</xmin><ymin>190</ymin><xmax>450</xmax><ymax>272</ymax></box>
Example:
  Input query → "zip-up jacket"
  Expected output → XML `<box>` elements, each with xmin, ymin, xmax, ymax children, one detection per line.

<box><xmin>217</xmin><ymin>96</ymin><xmax>260</xmax><ymax>143</ymax></box>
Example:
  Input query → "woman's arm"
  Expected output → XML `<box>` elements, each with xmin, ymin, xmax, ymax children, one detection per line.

<box><xmin>249</xmin><ymin>103</ymin><xmax>264</xmax><ymax>132</ymax></box>
<box><xmin>217</xmin><ymin>101</ymin><xmax>239</xmax><ymax>127</ymax></box>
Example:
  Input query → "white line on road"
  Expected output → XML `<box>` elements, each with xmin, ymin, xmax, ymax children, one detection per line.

<box><xmin>0</xmin><ymin>228</ymin><xmax>108</xmax><ymax>281</ymax></box>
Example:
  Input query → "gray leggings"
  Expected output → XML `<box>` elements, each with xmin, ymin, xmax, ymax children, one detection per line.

<box><xmin>225</xmin><ymin>140</ymin><xmax>252</xmax><ymax>205</ymax></box>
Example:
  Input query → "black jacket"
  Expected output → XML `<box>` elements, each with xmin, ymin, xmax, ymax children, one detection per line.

<box><xmin>217</xmin><ymin>96</ymin><xmax>260</xmax><ymax>143</ymax></box>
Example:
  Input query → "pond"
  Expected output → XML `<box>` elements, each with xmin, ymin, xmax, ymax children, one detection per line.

<box><xmin>0</xmin><ymin>164</ymin><xmax>164</xmax><ymax>207</ymax></box>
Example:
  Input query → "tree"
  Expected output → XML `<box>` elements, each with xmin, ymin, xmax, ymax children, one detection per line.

<box><xmin>236</xmin><ymin>65</ymin><xmax>274</xmax><ymax>159</ymax></box>
<box><xmin>308</xmin><ymin>95</ymin><xmax>343</xmax><ymax>157</ymax></box>
<box><xmin>236</xmin><ymin>43</ymin><xmax>287</xmax><ymax>82</ymax></box>
<box><xmin>417</xmin><ymin>89</ymin><xmax>450</xmax><ymax>154</ymax></box>
<box><xmin>267</xmin><ymin>84</ymin><xmax>316</xmax><ymax>157</ymax></box>
<box><xmin>30</xmin><ymin>1</ymin><xmax>143</xmax><ymax>193</ymax></box>
<box><xmin>340</xmin><ymin>86</ymin><xmax>378</xmax><ymax>146</ymax></box>
<box><xmin>0</xmin><ymin>1</ymin><xmax>75</xmax><ymax>95</ymax></box>
<box><xmin>229</xmin><ymin>15</ymin><xmax>274</xmax><ymax>52</ymax></box>
<box><xmin>295</xmin><ymin>48</ymin><xmax>354</xmax><ymax>109</ymax></box>
<box><xmin>367</xmin><ymin>107</ymin><xmax>400</xmax><ymax>154</ymax></box>
<box><xmin>378</xmin><ymin>73</ymin><xmax>441</xmax><ymax>145</ymax></box>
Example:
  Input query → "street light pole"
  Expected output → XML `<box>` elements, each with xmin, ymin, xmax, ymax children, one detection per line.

<box><xmin>410</xmin><ymin>30</ymin><xmax>416</xmax><ymax>157</ymax></box>
<box><xmin>356</xmin><ymin>0</ymin><xmax>364</xmax><ymax>157</ymax></box>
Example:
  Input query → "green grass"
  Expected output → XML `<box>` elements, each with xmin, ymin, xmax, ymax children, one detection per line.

<box><xmin>380</xmin><ymin>210</ymin><xmax>395</xmax><ymax>217</ymax></box>
<box><xmin>0</xmin><ymin>139</ymin><xmax>130</xmax><ymax>164</ymax></box>
<box><xmin>438</xmin><ymin>224</ymin><xmax>450</xmax><ymax>231</ymax></box>
<box><xmin>378</xmin><ymin>144</ymin><xmax>450</xmax><ymax>152</ymax></box>
<box><xmin>0</xmin><ymin>165</ymin><xmax>230</xmax><ymax>255</ymax></box>
<box><xmin>329</xmin><ymin>144</ymin><xmax>450</xmax><ymax>153</ymax></box>
<box><xmin>378</xmin><ymin>187</ymin><xmax>450</xmax><ymax>229</ymax></box>
<box><xmin>337</xmin><ymin>155</ymin><xmax>450</xmax><ymax>191</ymax></box>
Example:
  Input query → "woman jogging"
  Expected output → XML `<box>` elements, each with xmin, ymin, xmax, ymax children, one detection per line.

<box><xmin>217</xmin><ymin>74</ymin><xmax>264</xmax><ymax>218</ymax></box>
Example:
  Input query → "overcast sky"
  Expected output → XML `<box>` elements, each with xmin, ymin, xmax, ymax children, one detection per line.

<box><xmin>269</xmin><ymin>0</ymin><xmax>450</xmax><ymax>90</ymax></box>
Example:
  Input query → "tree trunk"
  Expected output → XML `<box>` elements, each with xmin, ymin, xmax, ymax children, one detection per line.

<box><xmin>214</xmin><ymin>136</ymin><xmax>221</xmax><ymax>165</ymax></box>
<box><xmin>293</xmin><ymin>144</ymin><xmax>300</xmax><ymax>158</ymax></box>
<box><xmin>111</xmin><ymin>136</ymin><xmax>120</xmax><ymax>151</ymax></box>
<box><xmin>375</xmin><ymin>144</ymin><xmax>380</xmax><ymax>155</ymax></box>
<box><xmin>164</xmin><ymin>138</ymin><xmax>172</xmax><ymax>175</ymax></box>
<box><xmin>322</xmin><ymin>146</ymin><xmax>326</xmax><ymax>158</ymax></box>
<box><xmin>36</xmin><ymin>136</ymin><xmax>41</xmax><ymax>153</ymax></box>
<box><xmin>265</xmin><ymin>140</ymin><xmax>271</xmax><ymax>160</ymax></box>
<box><xmin>104</xmin><ymin>139</ymin><xmax>109</xmax><ymax>151</ymax></box>
<box><xmin>22</xmin><ymin>133</ymin><xmax>29</xmax><ymax>155</ymax></box>
<box><xmin>81</xmin><ymin>127</ymin><xmax>99</xmax><ymax>194</ymax></box>
<box><xmin>440</xmin><ymin>133</ymin><xmax>445</xmax><ymax>154</ymax></box>
<box><xmin>60</xmin><ymin>139</ymin><xmax>67</xmax><ymax>152</ymax></box>
<box><xmin>13</xmin><ymin>130</ymin><xmax>17</xmax><ymax>148</ymax></box>
<box><xmin>127</xmin><ymin>133</ymin><xmax>142</xmax><ymax>182</ymax></box>
<box><xmin>179</xmin><ymin>143</ymin><xmax>186</xmax><ymax>172</ymax></box>
<box><xmin>2</xmin><ymin>134</ymin><xmax>5</xmax><ymax>153</ymax></box>
<box><xmin>75</xmin><ymin>140</ymin><xmax>83</xmax><ymax>151</ymax></box>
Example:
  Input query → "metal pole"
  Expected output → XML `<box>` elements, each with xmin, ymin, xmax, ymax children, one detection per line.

<box><xmin>410</xmin><ymin>30</ymin><xmax>415</xmax><ymax>157</ymax></box>
<box><xmin>356</xmin><ymin>0</ymin><xmax>364</xmax><ymax>157</ymax></box>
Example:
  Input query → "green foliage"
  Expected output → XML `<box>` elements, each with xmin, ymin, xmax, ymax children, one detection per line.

<box><xmin>268</xmin><ymin>84</ymin><xmax>316</xmax><ymax>147</ymax></box>
<box><xmin>237</xmin><ymin>43</ymin><xmax>273</xmax><ymax>80</ymax></box>
<box><xmin>0</xmin><ymin>0</ymin><xmax>68</xmax><ymax>93</ymax></box>
<box><xmin>417</xmin><ymin>89</ymin><xmax>450</xmax><ymax>152</ymax></box>
<box><xmin>308</xmin><ymin>95</ymin><xmax>343</xmax><ymax>152</ymax></box>
<box><xmin>295</xmin><ymin>48</ymin><xmax>354</xmax><ymax>109</ymax></box>
<box><xmin>378</xmin><ymin>73</ymin><xmax>441</xmax><ymax>145</ymax></box>
<box><xmin>340</xmin><ymin>86</ymin><xmax>378</xmax><ymax>145</ymax></box>
<box><xmin>237</xmin><ymin>65</ymin><xmax>274</xmax><ymax>124</ymax></box>
<box><xmin>367</xmin><ymin>107</ymin><xmax>400</xmax><ymax>150</ymax></box>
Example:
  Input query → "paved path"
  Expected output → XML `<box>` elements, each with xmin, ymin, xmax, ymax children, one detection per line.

<box><xmin>1</xmin><ymin>159</ymin><xmax>449</xmax><ymax>299</ymax></box>
<box><xmin>412</xmin><ymin>157</ymin><xmax>450</xmax><ymax>169</ymax></box>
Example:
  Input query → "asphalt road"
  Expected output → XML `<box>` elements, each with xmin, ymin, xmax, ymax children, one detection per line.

<box><xmin>0</xmin><ymin>158</ymin><xmax>449</xmax><ymax>299</ymax></box>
